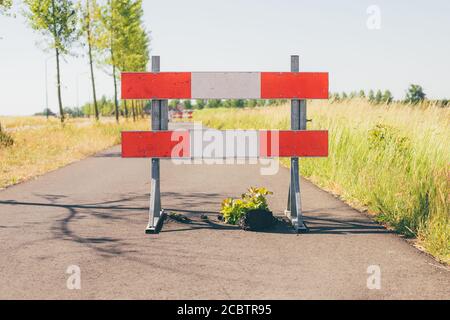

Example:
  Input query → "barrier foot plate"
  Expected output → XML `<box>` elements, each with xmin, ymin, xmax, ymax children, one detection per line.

<box><xmin>285</xmin><ymin>210</ymin><xmax>309</xmax><ymax>233</ymax></box>
<box><xmin>296</xmin><ymin>223</ymin><xmax>309</xmax><ymax>233</ymax></box>
<box><xmin>145</xmin><ymin>210</ymin><xmax>167</xmax><ymax>234</ymax></box>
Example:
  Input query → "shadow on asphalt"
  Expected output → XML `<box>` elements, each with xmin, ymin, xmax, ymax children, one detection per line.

<box><xmin>303</xmin><ymin>215</ymin><xmax>390</xmax><ymax>235</ymax></box>
<box><xmin>93</xmin><ymin>151</ymin><xmax>122</xmax><ymax>158</ymax></box>
<box><xmin>154</xmin><ymin>208</ymin><xmax>389</xmax><ymax>236</ymax></box>
<box><xmin>0</xmin><ymin>193</ymin><xmax>390</xmax><ymax>254</ymax></box>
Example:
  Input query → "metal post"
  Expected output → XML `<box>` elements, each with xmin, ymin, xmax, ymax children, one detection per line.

<box><xmin>285</xmin><ymin>55</ymin><xmax>308</xmax><ymax>232</ymax></box>
<box><xmin>146</xmin><ymin>56</ymin><xmax>168</xmax><ymax>234</ymax></box>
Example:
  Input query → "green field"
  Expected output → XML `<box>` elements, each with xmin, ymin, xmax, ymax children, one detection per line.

<box><xmin>192</xmin><ymin>99</ymin><xmax>450</xmax><ymax>264</ymax></box>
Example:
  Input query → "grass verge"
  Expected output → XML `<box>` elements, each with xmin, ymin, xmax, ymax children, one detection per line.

<box><xmin>0</xmin><ymin>118</ymin><xmax>149</xmax><ymax>189</ymax></box>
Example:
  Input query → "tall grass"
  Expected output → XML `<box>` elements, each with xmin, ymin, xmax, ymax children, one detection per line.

<box><xmin>0</xmin><ymin>116</ymin><xmax>61</xmax><ymax>129</ymax></box>
<box><xmin>0</xmin><ymin>119</ymin><xmax>149</xmax><ymax>189</ymax></box>
<box><xmin>193</xmin><ymin>100</ymin><xmax>450</xmax><ymax>263</ymax></box>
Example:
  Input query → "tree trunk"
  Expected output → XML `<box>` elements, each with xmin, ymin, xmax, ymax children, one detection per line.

<box><xmin>110</xmin><ymin>0</ymin><xmax>119</xmax><ymax>124</ymax></box>
<box><xmin>131</xmin><ymin>100</ymin><xmax>136</xmax><ymax>122</ymax></box>
<box><xmin>112</xmin><ymin>52</ymin><xmax>119</xmax><ymax>123</ymax></box>
<box><xmin>86</xmin><ymin>0</ymin><xmax>99</xmax><ymax>121</ymax></box>
<box><xmin>124</xmin><ymin>100</ymin><xmax>129</xmax><ymax>118</ymax></box>
<box><xmin>55</xmin><ymin>48</ymin><xmax>64</xmax><ymax>123</ymax></box>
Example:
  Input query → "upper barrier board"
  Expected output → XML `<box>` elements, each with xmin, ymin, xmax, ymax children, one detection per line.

<box><xmin>121</xmin><ymin>72</ymin><xmax>329</xmax><ymax>100</ymax></box>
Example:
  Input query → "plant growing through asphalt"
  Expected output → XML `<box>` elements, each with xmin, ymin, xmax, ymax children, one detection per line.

<box><xmin>220</xmin><ymin>187</ymin><xmax>273</xmax><ymax>225</ymax></box>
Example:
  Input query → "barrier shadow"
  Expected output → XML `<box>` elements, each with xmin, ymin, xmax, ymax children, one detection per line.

<box><xmin>301</xmin><ymin>214</ymin><xmax>390</xmax><ymax>235</ymax></box>
<box><xmin>160</xmin><ymin>209</ymin><xmax>296</xmax><ymax>234</ymax></box>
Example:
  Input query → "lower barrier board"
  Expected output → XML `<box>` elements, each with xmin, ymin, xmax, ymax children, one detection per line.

<box><xmin>121</xmin><ymin>130</ymin><xmax>328</xmax><ymax>158</ymax></box>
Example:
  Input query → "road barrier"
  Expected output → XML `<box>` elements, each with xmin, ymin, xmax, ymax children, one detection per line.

<box><xmin>121</xmin><ymin>55</ymin><xmax>329</xmax><ymax>234</ymax></box>
<box><xmin>170</xmin><ymin>110</ymin><xmax>193</xmax><ymax>120</ymax></box>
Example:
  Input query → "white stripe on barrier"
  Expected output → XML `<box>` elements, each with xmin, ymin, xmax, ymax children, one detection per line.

<box><xmin>191</xmin><ymin>72</ymin><xmax>261</xmax><ymax>99</ymax></box>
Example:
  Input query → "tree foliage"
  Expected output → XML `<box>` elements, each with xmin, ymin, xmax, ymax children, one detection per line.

<box><xmin>0</xmin><ymin>0</ymin><xmax>13</xmax><ymax>14</ymax></box>
<box><xmin>405</xmin><ymin>84</ymin><xmax>426</xmax><ymax>104</ymax></box>
<box><xmin>24</xmin><ymin>0</ymin><xmax>78</xmax><ymax>54</ymax></box>
<box><xmin>195</xmin><ymin>99</ymin><xmax>206</xmax><ymax>109</ymax></box>
<box><xmin>97</xmin><ymin>0</ymin><xmax>149</xmax><ymax>122</ymax></box>
<box><xmin>382</xmin><ymin>90</ymin><xmax>393</xmax><ymax>104</ymax></box>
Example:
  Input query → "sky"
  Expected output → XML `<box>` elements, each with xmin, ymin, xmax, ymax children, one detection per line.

<box><xmin>0</xmin><ymin>0</ymin><xmax>449</xmax><ymax>116</ymax></box>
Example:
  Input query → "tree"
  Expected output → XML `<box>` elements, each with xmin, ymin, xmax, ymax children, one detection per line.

<box><xmin>0</xmin><ymin>0</ymin><xmax>12</xmax><ymax>14</ymax></box>
<box><xmin>195</xmin><ymin>99</ymin><xmax>206</xmax><ymax>109</ymax></box>
<box><xmin>98</xmin><ymin>0</ymin><xmax>149</xmax><ymax>122</ymax></box>
<box><xmin>256</xmin><ymin>99</ymin><xmax>266</xmax><ymax>107</ymax></box>
<box><xmin>368</xmin><ymin>90</ymin><xmax>375</xmax><ymax>103</ymax></box>
<box><xmin>382</xmin><ymin>90</ymin><xmax>393</xmax><ymax>104</ymax></box>
<box><xmin>207</xmin><ymin>99</ymin><xmax>222</xmax><ymax>108</ymax></box>
<box><xmin>63</xmin><ymin>106</ymin><xmax>84</xmax><ymax>117</ymax></box>
<box><xmin>169</xmin><ymin>99</ymin><xmax>180</xmax><ymax>109</ymax></box>
<box><xmin>375</xmin><ymin>90</ymin><xmax>383</xmax><ymax>104</ymax></box>
<box><xmin>246</xmin><ymin>99</ymin><xmax>257</xmax><ymax>108</ymax></box>
<box><xmin>79</xmin><ymin>0</ymin><xmax>101</xmax><ymax>120</ymax></box>
<box><xmin>98</xmin><ymin>0</ymin><xmax>120</xmax><ymax>122</ymax></box>
<box><xmin>24</xmin><ymin>0</ymin><xmax>78</xmax><ymax>123</ymax></box>
<box><xmin>330</xmin><ymin>93</ymin><xmax>340</xmax><ymax>103</ymax></box>
<box><xmin>183</xmin><ymin>100</ymin><xmax>192</xmax><ymax>109</ymax></box>
<box><xmin>34</xmin><ymin>108</ymin><xmax>56</xmax><ymax>116</ymax></box>
<box><xmin>227</xmin><ymin>99</ymin><xmax>245</xmax><ymax>108</ymax></box>
<box><xmin>405</xmin><ymin>84</ymin><xmax>426</xmax><ymax>104</ymax></box>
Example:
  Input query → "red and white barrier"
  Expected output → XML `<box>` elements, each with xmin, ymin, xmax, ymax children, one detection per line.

<box><xmin>121</xmin><ymin>72</ymin><xmax>328</xmax><ymax>100</ymax></box>
<box><xmin>170</xmin><ymin>110</ymin><xmax>194</xmax><ymax>120</ymax></box>
<box><xmin>120</xmin><ymin>57</ymin><xmax>329</xmax><ymax>233</ymax></box>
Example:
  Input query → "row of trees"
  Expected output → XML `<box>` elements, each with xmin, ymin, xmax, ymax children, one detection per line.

<box><xmin>1</xmin><ymin>0</ymin><xmax>149</xmax><ymax>123</ymax></box>
<box><xmin>330</xmin><ymin>89</ymin><xmax>394</xmax><ymax>104</ymax></box>
<box><xmin>169</xmin><ymin>99</ymin><xmax>289</xmax><ymax>110</ymax></box>
<box><xmin>330</xmin><ymin>84</ymin><xmax>436</xmax><ymax>105</ymax></box>
<box><xmin>81</xmin><ymin>95</ymin><xmax>149</xmax><ymax>120</ymax></box>
<box><xmin>167</xmin><ymin>84</ymin><xmax>439</xmax><ymax>111</ymax></box>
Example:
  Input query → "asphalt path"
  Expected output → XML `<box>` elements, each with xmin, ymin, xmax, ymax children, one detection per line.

<box><xmin>0</xmin><ymin>122</ymin><xmax>448</xmax><ymax>299</ymax></box>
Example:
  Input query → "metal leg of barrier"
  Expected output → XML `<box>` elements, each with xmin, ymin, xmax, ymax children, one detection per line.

<box><xmin>146</xmin><ymin>56</ymin><xmax>168</xmax><ymax>234</ymax></box>
<box><xmin>285</xmin><ymin>55</ymin><xmax>308</xmax><ymax>233</ymax></box>
<box><xmin>285</xmin><ymin>157</ymin><xmax>308</xmax><ymax>232</ymax></box>
<box><xmin>146</xmin><ymin>157</ymin><xmax>166</xmax><ymax>233</ymax></box>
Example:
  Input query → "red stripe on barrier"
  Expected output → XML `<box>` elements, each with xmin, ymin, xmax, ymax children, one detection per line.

<box><xmin>121</xmin><ymin>72</ymin><xmax>191</xmax><ymax>99</ymax></box>
<box><xmin>260</xmin><ymin>72</ymin><xmax>328</xmax><ymax>99</ymax></box>
<box><xmin>259</xmin><ymin>130</ymin><xmax>328</xmax><ymax>157</ymax></box>
<box><xmin>122</xmin><ymin>131</ymin><xmax>190</xmax><ymax>158</ymax></box>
